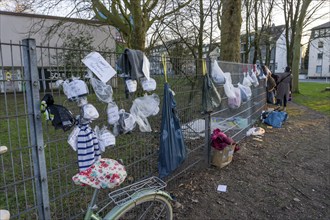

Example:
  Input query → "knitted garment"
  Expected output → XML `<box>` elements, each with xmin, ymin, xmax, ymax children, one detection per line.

<box><xmin>77</xmin><ymin>123</ymin><xmax>101</xmax><ymax>171</ymax></box>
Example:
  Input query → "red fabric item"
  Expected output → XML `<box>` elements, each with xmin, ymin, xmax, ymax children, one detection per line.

<box><xmin>211</xmin><ymin>128</ymin><xmax>239</xmax><ymax>152</ymax></box>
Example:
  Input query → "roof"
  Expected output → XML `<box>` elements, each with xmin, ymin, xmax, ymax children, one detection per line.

<box><xmin>311</xmin><ymin>22</ymin><xmax>330</xmax><ymax>30</ymax></box>
<box><xmin>0</xmin><ymin>10</ymin><xmax>107</xmax><ymax>25</ymax></box>
<box><xmin>270</xmin><ymin>25</ymin><xmax>285</xmax><ymax>41</ymax></box>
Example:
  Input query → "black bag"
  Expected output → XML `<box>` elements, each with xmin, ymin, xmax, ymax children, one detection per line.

<box><xmin>41</xmin><ymin>94</ymin><xmax>75</xmax><ymax>132</ymax></box>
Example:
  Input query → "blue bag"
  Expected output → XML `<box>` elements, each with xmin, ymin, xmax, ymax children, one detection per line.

<box><xmin>158</xmin><ymin>83</ymin><xmax>187</xmax><ymax>178</ymax></box>
<box><xmin>263</xmin><ymin>111</ymin><xmax>288</xmax><ymax>128</ymax></box>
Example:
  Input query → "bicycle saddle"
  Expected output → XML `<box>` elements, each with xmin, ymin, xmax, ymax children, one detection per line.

<box><xmin>72</xmin><ymin>158</ymin><xmax>127</xmax><ymax>189</ymax></box>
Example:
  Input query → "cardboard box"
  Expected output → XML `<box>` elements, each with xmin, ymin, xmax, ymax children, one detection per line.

<box><xmin>211</xmin><ymin>145</ymin><xmax>235</xmax><ymax>168</ymax></box>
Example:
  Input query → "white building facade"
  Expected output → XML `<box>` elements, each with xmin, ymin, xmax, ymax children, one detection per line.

<box><xmin>308</xmin><ymin>22</ymin><xmax>330</xmax><ymax>78</ymax></box>
<box><xmin>0</xmin><ymin>11</ymin><xmax>117</xmax><ymax>92</ymax></box>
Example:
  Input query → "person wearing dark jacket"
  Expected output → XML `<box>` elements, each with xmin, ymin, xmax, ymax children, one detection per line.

<box><xmin>262</xmin><ymin>65</ymin><xmax>277</xmax><ymax>104</ymax></box>
<box><xmin>276</xmin><ymin>66</ymin><xmax>292</xmax><ymax>111</ymax></box>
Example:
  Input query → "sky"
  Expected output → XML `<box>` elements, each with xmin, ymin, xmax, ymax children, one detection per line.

<box><xmin>0</xmin><ymin>0</ymin><xmax>329</xmax><ymax>45</ymax></box>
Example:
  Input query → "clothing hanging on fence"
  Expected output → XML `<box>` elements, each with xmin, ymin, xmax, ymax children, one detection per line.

<box><xmin>77</xmin><ymin>123</ymin><xmax>101</xmax><ymax>171</ymax></box>
<box><xmin>202</xmin><ymin>59</ymin><xmax>221</xmax><ymax>113</ymax></box>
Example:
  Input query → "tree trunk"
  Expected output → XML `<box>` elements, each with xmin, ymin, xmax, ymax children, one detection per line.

<box><xmin>220</xmin><ymin>0</ymin><xmax>242</xmax><ymax>62</ymax></box>
<box><xmin>291</xmin><ymin>0</ymin><xmax>312</xmax><ymax>93</ymax></box>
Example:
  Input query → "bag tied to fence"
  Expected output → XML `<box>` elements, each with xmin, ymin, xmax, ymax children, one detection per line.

<box><xmin>40</xmin><ymin>94</ymin><xmax>76</xmax><ymax>132</ymax></box>
<box><xmin>158</xmin><ymin>83</ymin><xmax>187</xmax><ymax>178</ymax></box>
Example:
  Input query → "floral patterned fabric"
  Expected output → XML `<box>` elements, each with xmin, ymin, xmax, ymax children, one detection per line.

<box><xmin>72</xmin><ymin>158</ymin><xmax>127</xmax><ymax>189</ymax></box>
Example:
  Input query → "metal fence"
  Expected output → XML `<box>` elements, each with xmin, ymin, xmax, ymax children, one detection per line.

<box><xmin>0</xmin><ymin>39</ymin><xmax>266</xmax><ymax>219</ymax></box>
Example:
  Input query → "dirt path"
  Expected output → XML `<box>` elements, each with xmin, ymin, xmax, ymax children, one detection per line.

<box><xmin>170</xmin><ymin>102</ymin><xmax>330</xmax><ymax>220</ymax></box>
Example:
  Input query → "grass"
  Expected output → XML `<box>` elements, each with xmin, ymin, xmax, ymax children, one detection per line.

<box><xmin>294</xmin><ymin>82</ymin><xmax>330</xmax><ymax>116</ymax></box>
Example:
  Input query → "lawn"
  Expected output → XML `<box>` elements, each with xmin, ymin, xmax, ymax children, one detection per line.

<box><xmin>293</xmin><ymin>82</ymin><xmax>330</xmax><ymax>116</ymax></box>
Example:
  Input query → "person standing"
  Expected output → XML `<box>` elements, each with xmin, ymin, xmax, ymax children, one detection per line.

<box><xmin>276</xmin><ymin>66</ymin><xmax>292</xmax><ymax>111</ymax></box>
<box><xmin>262</xmin><ymin>65</ymin><xmax>277</xmax><ymax>105</ymax></box>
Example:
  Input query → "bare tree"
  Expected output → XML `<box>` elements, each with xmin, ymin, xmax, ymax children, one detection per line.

<box><xmin>280</xmin><ymin>0</ymin><xmax>326</xmax><ymax>92</ymax></box>
<box><xmin>91</xmin><ymin>0</ymin><xmax>192</xmax><ymax>51</ymax></box>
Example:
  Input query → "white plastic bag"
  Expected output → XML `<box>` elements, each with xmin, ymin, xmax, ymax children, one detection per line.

<box><xmin>224</xmin><ymin>80</ymin><xmax>236</xmax><ymax>99</ymax></box>
<box><xmin>242</xmin><ymin>73</ymin><xmax>252</xmax><ymax>87</ymax></box>
<box><xmin>67</xmin><ymin>126</ymin><xmax>80</xmax><ymax>151</ymax></box>
<box><xmin>130</xmin><ymin>94</ymin><xmax>160</xmax><ymax>132</ymax></box>
<box><xmin>62</xmin><ymin>79</ymin><xmax>89</xmax><ymax>101</ymax></box>
<box><xmin>95</xmin><ymin>126</ymin><xmax>115</xmax><ymax>152</ymax></box>
<box><xmin>228</xmin><ymin>87</ymin><xmax>241</xmax><ymax>109</ymax></box>
<box><xmin>249</xmin><ymin>71</ymin><xmax>259</xmax><ymax>87</ymax></box>
<box><xmin>90</xmin><ymin>77</ymin><xmax>113</xmax><ymax>103</ymax></box>
<box><xmin>126</xmin><ymin>79</ymin><xmax>137</xmax><ymax>93</ymax></box>
<box><xmin>211</xmin><ymin>60</ymin><xmax>226</xmax><ymax>85</ymax></box>
<box><xmin>140</xmin><ymin>77</ymin><xmax>156</xmax><ymax>92</ymax></box>
<box><xmin>107</xmin><ymin>102</ymin><xmax>120</xmax><ymax>125</ymax></box>
<box><xmin>81</xmin><ymin>104</ymin><xmax>99</xmax><ymax>120</ymax></box>
<box><xmin>238</xmin><ymin>83</ymin><xmax>252</xmax><ymax>102</ymax></box>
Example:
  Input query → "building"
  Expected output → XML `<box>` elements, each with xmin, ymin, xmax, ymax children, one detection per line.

<box><xmin>240</xmin><ymin>25</ymin><xmax>288</xmax><ymax>74</ymax></box>
<box><xmin>0</xmin><ymin>11</ymin><xmax>117</xmax><ymax>92</ymax></box>
<box><xmin>307</xmin><ymin>22</ymin><xmax>330</xmax><ymax>79</ymax></box>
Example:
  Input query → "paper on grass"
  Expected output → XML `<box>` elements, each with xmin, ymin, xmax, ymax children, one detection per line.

<box><xmin>217</xmin><ymin>184</ymin><xmax>227</xmax><ymax>192</ymax></box>
<box><xmin>82</xmin><ymin>52</ymin><xmax>116</xmax><ymax>83</ymax></box>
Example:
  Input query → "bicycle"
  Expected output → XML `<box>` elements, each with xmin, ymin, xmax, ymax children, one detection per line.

<box><xmin>83</xmin><ymin>174</ymin><xmax>173</xmax><ymax>220</ymax></box>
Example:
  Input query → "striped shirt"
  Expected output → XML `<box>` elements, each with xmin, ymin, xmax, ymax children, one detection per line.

<box><xmin>77</xmin><ymin>124</ymin><xmax>101</xmax><ymax>171</ymax></box>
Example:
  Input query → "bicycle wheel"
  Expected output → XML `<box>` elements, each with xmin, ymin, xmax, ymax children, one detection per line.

<box><xmin>105</xmin><ymin>194</ymin><xmax>173</xmax><ymax>220</ymax></box>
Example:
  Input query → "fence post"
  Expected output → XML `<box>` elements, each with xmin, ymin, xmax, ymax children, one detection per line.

<box><xmin>204</xmin><ymin>57</ymin><xmax>212</xmax><ymax>166</ymax></box>
<box><xmin>22</xmin><ymin>38</ymin><xmax>50</xmax><ymax>220</ymax></box>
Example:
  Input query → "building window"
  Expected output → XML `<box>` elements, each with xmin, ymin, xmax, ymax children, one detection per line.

<box><xmin>314</xmin><ymin>30</ymin><xmax>319</xmax><ymax>38</ymax></box>
<box><xmin>316</xmin><ymin>65</ymin><xmax>322</xmax><ymax>73</ymax></box>
<box><xmin>318</xmin><ymin>41</ymin><xmax>324</xmax><ymax>48</ymax></box>
<box><xmin>275</xmin><ymin>63</ymin><xmax>278</xmax><ymax>70</ymax></box>
<box><xmin>317</xmin><ymin>53</ymin><xmax>323</xmax><ymax>59</ymax></box>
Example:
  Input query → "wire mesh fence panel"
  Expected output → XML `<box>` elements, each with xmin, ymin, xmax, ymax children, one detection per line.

<box><xmin>0</xmin><ymin>39</ymin><xmax>267</xmax><ymax>219</ymax></box>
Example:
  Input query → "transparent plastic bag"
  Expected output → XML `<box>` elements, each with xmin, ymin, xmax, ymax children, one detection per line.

<box><xmin>249</xmin><ymin>70</ymin><xmax>259</xmax><ymax>87</ymax></box>
<box><xmin>107</xmin><ymin>102</ymin><xmax>120</xmax><ymax>125</ymax></box>
<box><xmin>228</xmin><ymin>87</ymin><xmax>241</xmax><ymax>109</ymax></box>
<box><xmin>211</xmin><ymin>60</ymin><xmax>226</xmax><ymax>85</ymax></box>
<box><xmin>126</xmin><ymin>79</ymin><xmax>137</xmax><ymax>93</ymax></box>
<box><xmin>95</xmin><ymin>126</ymin><xmax>116</xmax><ymax>152</ymax></box>
<box><xmin>238</xmin><ymin>83</ymin><xmax>252</xmax><ymax>102</ymax></box>
<box><xmin>90</xmin><ymin>77</ymin><xmax>113</xmax><ymax>103</ymax></box>
<box><xmin>113</xmin><ymin>109</ymin><xmax>136</xmax><ymax>136</ymax></box>
<box><xmin>130</xmin><ymin>94</ymin><xmax>160</xmax><ymax>132</ymax></box>
<box><xmin>67</xmin><ymin>126</ymin><xmax>80</xmax><ymax>151</ymax></box>
<box><xmin>224</xmin><ymin>80</ymin><xmax>236</xmax><ymax>99</ymax></box>
<box><xmin>140</xmin><ymin>77</ymin><xmax>157</xmax><ymax>91</ymax></box>
<box><xmin>62</xmin><ymin>79</ymin><xmax>89</xmax><ymax>101</ymax></box>
<box><xmin>242</xmin><ymin>73</ymin><xmax>252</xmax><ymax>87</ymax></box>
<box><xmin>81</xmin><ymin>104</ymin><xmax>99</xmax><ymax>121</ymax></box>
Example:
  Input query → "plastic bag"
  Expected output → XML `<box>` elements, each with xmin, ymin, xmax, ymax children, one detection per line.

<box><xmin>249</xmin><ymin>71</ymin><xmax>259</xmax><ymax>87</ymax></box>
<box><xmin>130</xmin><ymin>94</ymin><xmax>160</xmax><ymax>132</ymax></box>
<box><xmin>62</xmin><ymin>79</ymin><xmax>89</xmax><ymax>101</ymax></box>
<box><xmin>95</xmin><ymin>126</ymin><xmax>116</xmax><ymax>152</ymax></box>
<box><xmin>238</xmin><ymin>83</ymin><xmax>252</xmax><ymax>102</ymax></box>
<box><xmin>140</xmin><ymin>77</ymin><xmax>157</xmax><ymax>92</ymax></box>
<box><xmin>228</xmin><ymin>87</ymin><xmax>241</xmax><ymax>109</ymax></box>
<box><xmin>90</xmin><ymin>77</ymin><xmax>113</xmax><ymax>103</ymax></box>
<box><xmin>81</xmin><ymin>104</ymin><xmax>99</xmax><ymax>121</ymax></box>
<box><xmin>223</xmin><ymin>80</ymin><xmax>236</xmax><ymax>99</ymax></box>
<box><xmin>202</xmin><ymin>72</ymin><xmax>221</xmax><ymax>113</ymax></box>
<box><xmin>107</xmin><ymin>102</ymin><xmax>120</xmax><ymax>125</ymax></box>
<box><xmin>263</xmin><ymin>111</ymin><xmax>288</xmax><ymax>128</ymax></box>
<box><xmin>126</xmin><ymin>79</ymin><xmax>137</xmax><ymax>93</ymax></box>
<box><xmin>113</xmin><ymin>109</ymin><xmax>136</xmax><ymax>136</ymax></box>
<box><xmin>67</xmin><ymin>126</ymin><xmax>80</xmax><ymax>151</ymax></box>
<box><xmin>211</xmin><ymin>60</ymin><xmax>226</xmax><ymax>85</ymax></box>
<box><xmin>242</xmin><ymin>73</ymin><xmax>252</xmax><ymax>87</ymax></box>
